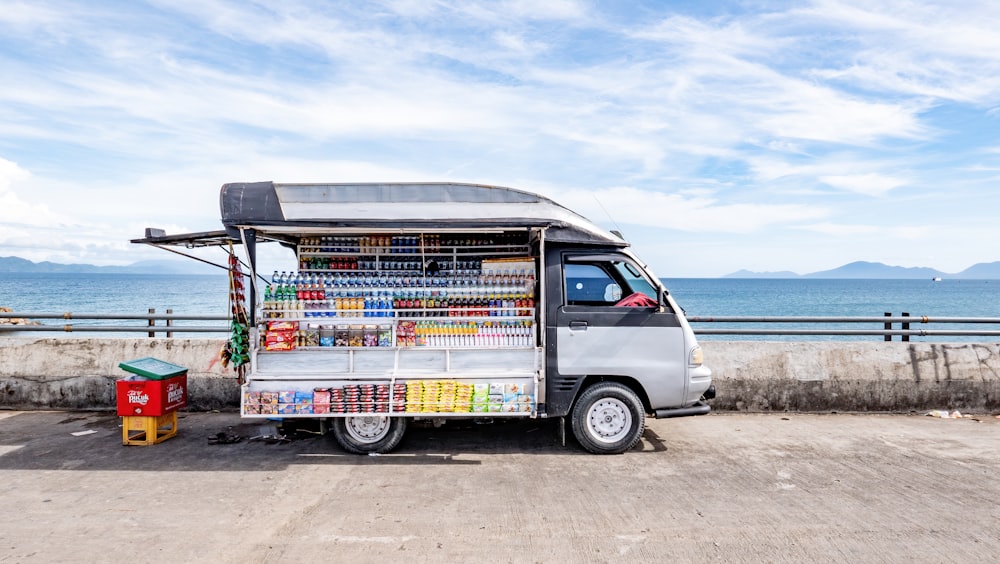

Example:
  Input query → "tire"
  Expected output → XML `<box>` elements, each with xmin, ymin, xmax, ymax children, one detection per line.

<box><xmin>570</xmin><ymin>382</ymin><xmax>645</xmax><ymax>454</ymax></box>
<box><xmin>331</xmin><ymin>415</ymin><xmax>407</xmax><ymax>454</ymax></box>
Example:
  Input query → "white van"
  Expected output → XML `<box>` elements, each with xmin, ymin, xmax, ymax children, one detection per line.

<box><xmin>137</xmin><ymin>182</ymin><xmax>714</xmax><ymax>454</ymax></box>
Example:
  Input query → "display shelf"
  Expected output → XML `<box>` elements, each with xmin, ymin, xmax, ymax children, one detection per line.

<box><xmin>247</xmin><ymin>230</ymin><xmax>541</xmax><ymax>420</ymax></box>
<box><xmin>240</xmin><ymin>375</ymin><xmax>538</xmax><ymax>419</ymax></box>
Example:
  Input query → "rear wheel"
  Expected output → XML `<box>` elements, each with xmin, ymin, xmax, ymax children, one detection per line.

<box><xmin>331</xmin><ymin>415</ymin><xmax>407</xmax><ymax>454</ymax></box>
<box><xmin>571</xmin><ymin>382</ymin><xmax>645</xmax><ymax>454</ymax></box>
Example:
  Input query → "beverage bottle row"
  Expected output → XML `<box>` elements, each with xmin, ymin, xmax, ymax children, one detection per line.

<box><xmin>273</xmin><ymin>269</ymin><xmax>535</xmax><ymax>291</ymax></box>
<box><xmin>412</xmin><ymin>320</ymin><xmax>534</xmax><ymax>348</ymax></box>
<box><xmin>297</xmin><ymin>233</ymin><xmax>526</xmax><ymax>254</ymax></box>
<box><xmin>297</xmin><ymin>257</ymin><xmax>485</xmax><ymax>272</ymax></box>
<box><xmin>261</xmin><ymin>286</ymin><xmax>535</xmax><ymax>318</ymax></box>
<box><xmin>298</xmin><ymin>235</ymin><xmax>423</xmax><ymax>254</ymax></box>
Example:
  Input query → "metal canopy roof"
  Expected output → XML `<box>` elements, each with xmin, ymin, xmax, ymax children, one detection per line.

<box><xmin>220</xmin><ymin>181</ymin><xmax>627</xmax><ymax>247</ymax></box>
<box><xmin>132</xmin><ymin>181</ymin><xmax>628</xmax><ymax>248</ymax></box>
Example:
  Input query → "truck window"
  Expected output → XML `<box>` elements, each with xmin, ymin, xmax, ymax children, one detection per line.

<box><xmin>564</xmin><ymin>258</ymin><xmax>663</xmax><ymax>308</ymax></box>
<box><xmin>564</xmin><ymin>264</ymin><xmax>620</xmax><ymax>306</ymax></box>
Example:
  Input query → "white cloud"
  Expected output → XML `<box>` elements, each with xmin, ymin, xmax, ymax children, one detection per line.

<box><xmin>819</xmin><ymin>173</ymin><xmax>906</xmax><ymax>196</ymax></box>
<box><xmin>2</xmin><ymin>0</ymin><xmax>1000</xmax><ymax>276</ymax></box>
<box><xmin>541</xmin><ymin>185</ymin><xmax>830</xmax><ymax>234</ymax></box>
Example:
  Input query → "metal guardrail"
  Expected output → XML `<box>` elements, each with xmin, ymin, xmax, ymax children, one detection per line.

<box><xmin>0</xmin><ymin>310</ymin><xmax>229</xmax><ymax>336</ymax></box>
<box><xmin>3</xmin><ymin>311</ymin><xmax>1000</xmax><ymax>340</ymax></box>
<box><xmin>687</xmin><ymin>314</ymin><xmax>1000</xmax><ymax>340</ymax></box>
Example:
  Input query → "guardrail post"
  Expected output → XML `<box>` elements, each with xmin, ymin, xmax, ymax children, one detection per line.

<box><xmin>148</xmin><ymin>308</ymin><xmax>155</xmax><ymax>338</ymax></box>
<box><xmin>902</xmin><ymin>312</ymin><xmax>910</xmax><ymax>342</ymax></box>
<box><xmin>166</xmin><ymin>308</ymin><xmax>173</xmax><ymax>338</ymax></box>
<box><xmin>884</xmin><ymin>312</ymin><xmax>892</xmax><ymax>341</ymax></box>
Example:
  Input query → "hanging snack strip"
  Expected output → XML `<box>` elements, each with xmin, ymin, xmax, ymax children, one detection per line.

<box><xmin>221</xmin><ymin>244</ymin><xmax>250</xmax><ymax>382</ymax></box>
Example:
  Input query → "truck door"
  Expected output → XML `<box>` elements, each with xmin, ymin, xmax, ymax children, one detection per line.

<box><xmin>552</xmin><ymin>253</ymin><xmax>688</xmax><ymax>413</ymax></box>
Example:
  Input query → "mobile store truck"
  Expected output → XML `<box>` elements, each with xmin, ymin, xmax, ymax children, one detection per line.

<box><xmin>135</xmin><ymin>182</ymin><xmax>714</xmax><ymax>454</ymax></box>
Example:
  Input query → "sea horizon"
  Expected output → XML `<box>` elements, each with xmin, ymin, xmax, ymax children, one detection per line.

<box><xmin>2</xmin><ymin>273</ymin><xmax>999</xmax><ymax>342</ymax></box>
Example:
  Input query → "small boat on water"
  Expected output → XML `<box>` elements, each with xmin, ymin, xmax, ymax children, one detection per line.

<box><xmin>932</xmin><ymin>277</ymin><xmax>942</xmax><ymax>282</ymax></box>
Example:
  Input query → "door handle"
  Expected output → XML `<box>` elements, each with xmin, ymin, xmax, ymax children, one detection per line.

<box><xmin>568</xmin><ymin>321</ymin><xmax>588</xmax><ymax>331</ymax></box>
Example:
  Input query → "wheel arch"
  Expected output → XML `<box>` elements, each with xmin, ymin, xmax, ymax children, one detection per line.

<box><xmin>573</xmin><ymin>375</ymin><xmax>652</xmax><ymax>414</ymax></box>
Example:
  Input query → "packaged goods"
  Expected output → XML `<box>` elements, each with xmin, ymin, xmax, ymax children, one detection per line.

<box><xmin>261</xmin><ymin>392</ymin><xmax>278</xmax><ymax>404</ymax></box>
<box><xmin>278</xmin><ymin>391</ymin><xmax>296</xmax><ymax>404</ymax></box>
<box><xmin>335</xmin><ymin>326</ymin><xmax>349</xmax><ymax>347</ymax></box>
<box><xmin>267</xmin><ymin>320</ymin><xmax>299</xmax><ymax>331</ymax></box>
<box><xmin>378</xmin><ymin>326</ymin><xmax>392</xmax><ymax>347</ymax></box>
<box><xmin>244</xmin><ymin>391</ymin><xmax>261</xmax><ymax>405</ymax></box>
<box><xmin>319</xmin><ymin>327</ymin><xmax>335</xmax><ymax>347</ymax></box>
<box><xmin>313</xmin><ymin>389</ymin><xmax>331</xmax><ymax>404</ymax></box>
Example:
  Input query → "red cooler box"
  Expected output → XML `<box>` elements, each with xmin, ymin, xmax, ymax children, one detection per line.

<box><xmin>116</xmin><ymin>357</ymin><xmax>189</xmax><ymax>416</ymax></box>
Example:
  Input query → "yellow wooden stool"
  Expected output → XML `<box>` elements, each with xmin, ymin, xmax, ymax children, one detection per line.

<box><xmin>121</xmin><ymin>411</ymin><xmax>178</xmax><ymax>446</ymax></box>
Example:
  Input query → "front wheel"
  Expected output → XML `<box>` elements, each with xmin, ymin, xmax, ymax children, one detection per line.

<box><xmin>570</xmin><ymin>382</ymin><xmax>645</xmax><ymax>454</ymax></box>
<box><xmin>331</xmin><ymin>415</ymin><xmax>407</xmax><ymax>454</ymax></box>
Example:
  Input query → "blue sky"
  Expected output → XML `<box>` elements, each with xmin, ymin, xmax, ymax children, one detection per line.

<box><xmin>1</xmin><ymin>0</ymin><xmax>999</xmax><ymax>277</ymax></box>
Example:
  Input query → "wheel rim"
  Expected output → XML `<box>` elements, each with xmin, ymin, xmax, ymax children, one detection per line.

<box><xmin>344</xmin><ymin>416</ymin><xmax>391</xmax><ymax>444</ymax></box>
<box><xmin>586</xmin><ymin>397</ymin><xmax>633</xmax><ymax>444</ymax></box>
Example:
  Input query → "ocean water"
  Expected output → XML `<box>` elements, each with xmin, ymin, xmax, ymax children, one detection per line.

<box><xmin>2</xmin><ymin>273</ymin><xmax>999</xmax><ymax>341</ymax></box>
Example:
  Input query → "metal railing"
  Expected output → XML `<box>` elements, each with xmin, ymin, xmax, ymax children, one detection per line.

<box><xmin>687</xmin><ymin>313</ymin><xmax>1000</xmax><ymax>340</ymax></box>
<box><xmin>4</xmin><ymin>310</ymin><xmax>1000</xmax><ymax>340</ymax></box>
<box><xmin>0</xmin><ymin>309</ymin><xmax>229</xmax><ymax>336</ymax></box>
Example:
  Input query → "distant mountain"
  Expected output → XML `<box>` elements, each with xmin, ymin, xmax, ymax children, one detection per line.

<box><xmin>803</xmin><ymin>261</ymin><xmax>946</xmax><ymax>279</ymax></box>
<box><xmin>725</xmin><ymin>260</ymin><xmax>1000</xmax><ymax>279</ymax></box>
<box><xmin>956</xmin><ymin>261</ymin><xmax>1000</xmax><ymax>279</ymax></box>
<box><xmin>0</xmin><ymin>256</ymin><xmax>223</xmax><ymax>275</ymax></box>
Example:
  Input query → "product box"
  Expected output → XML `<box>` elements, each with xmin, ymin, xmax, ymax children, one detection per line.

<box><xmin>115</xmin><ymin>374</ymin><xmax>187</xmax><ymax>416</ymax></box>
<box><xmin>278</xmin><ymin>404</ymin><xmax>297</xmax><ymax>415</ymax></box>
<box><xmin>278</xmin><ymin>391</ymin><xmax>296</xmax><ymax>404</ymax></box>
<box><xmin>313</xmin><ymin>389</ymin><xmax>332</xmax><ymax>404</ymax></box>
<box><xmin>335</xmin><ymin>326</ymin><xmax>350</xmax><ymax>347</ymax></box>
<box><xmin>267</xmin><ymin>320</ymin><xmax>299</xmax><ymax>332</ymax></box>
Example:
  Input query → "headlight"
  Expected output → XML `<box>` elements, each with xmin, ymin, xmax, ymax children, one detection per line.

<box><xmin>689</xmin><ymin>345</ymin><xmax>704</xmax><ymax>367</ymax></box>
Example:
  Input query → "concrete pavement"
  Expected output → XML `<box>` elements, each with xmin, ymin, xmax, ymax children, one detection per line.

<box><xmin>0</xmin><ymin>410</ymin><xmax>998</xmax><ymax>563</ymax></box>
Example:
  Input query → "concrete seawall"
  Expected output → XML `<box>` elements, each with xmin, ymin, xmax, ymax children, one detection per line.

<box><xmin>1</xmin><ymin>338</ymin><xmax>998</xmax><ymax>412</ymax></box>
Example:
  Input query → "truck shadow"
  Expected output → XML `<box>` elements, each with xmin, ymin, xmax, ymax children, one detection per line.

<box><xmin>0</xmin><ymin>411</ymin><xmax>671</xmax><ymax>472</ymax></box>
